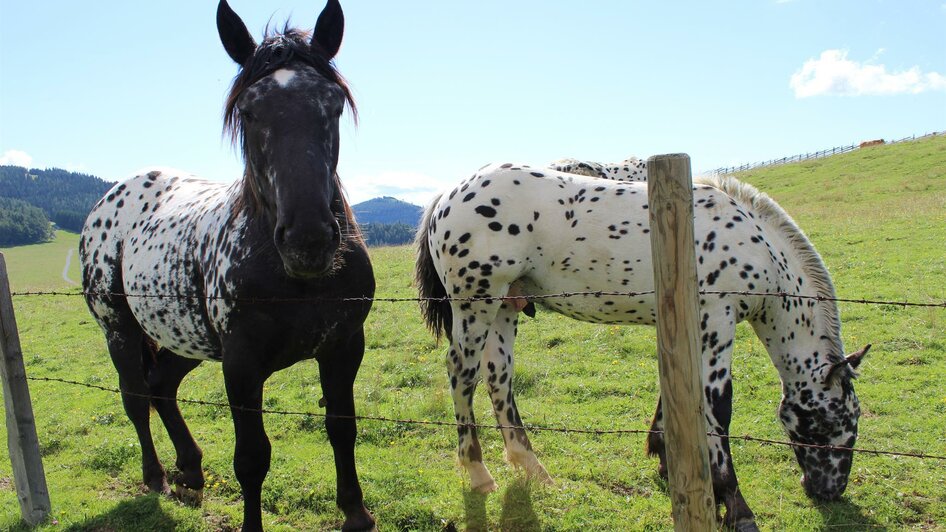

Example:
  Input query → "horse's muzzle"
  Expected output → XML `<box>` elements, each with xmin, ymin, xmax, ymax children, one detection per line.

<box><xmin>275</xmin><ymin>220</ymin><xmax>340</xmax><ymax>278</ymax></box>
<box><xmin>801</xmin><ymin>473</ymin><xmax>847</xmax><ymax>502</ymax></box>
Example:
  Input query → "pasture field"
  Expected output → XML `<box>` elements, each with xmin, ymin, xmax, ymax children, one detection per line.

<box><xmin>1</xmin><ymin>135</ymin><xmax>945</xmax><ymax>530</ymax></box>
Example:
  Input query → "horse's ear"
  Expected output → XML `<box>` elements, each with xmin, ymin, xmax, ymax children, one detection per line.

<box><xmin>825</xmin><ymin>344</ymin><xmax>871</xmax><ymax>386</ymax></box>
<box><xmin>217</xmin><ymin>0</ymin><xmax>257</xmax><ymax>65</ymax></box>
<box><xmin>312</xmin><ymin>0</ymin><xmax>344</xmax><ymax>59</ymax></box>
<box><xmin>844</xmin><ymin>343</ymin><xmax>870</xmax><ymax>370</ymax></box>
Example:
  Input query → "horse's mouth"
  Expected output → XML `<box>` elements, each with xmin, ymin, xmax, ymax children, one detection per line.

<box><xmin>801</xmin><ymin>474</ymin><xmax>846</xmax><ymax>502</ymax></box>
<box><xmin>280</xmin><ymin>250</ymin><xmax>338</xmax><ymax>279</ymax></box>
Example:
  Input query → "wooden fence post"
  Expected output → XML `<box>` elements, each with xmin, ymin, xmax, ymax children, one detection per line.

<box><xmin>647</xmin><ymin>154</ymin><xmax>715</xmax><ymax>531</ymax></box>
<box><xmin>0</xmin><ymin>253</ymin><xmax>50</xmax><ymax>525</ymax></box>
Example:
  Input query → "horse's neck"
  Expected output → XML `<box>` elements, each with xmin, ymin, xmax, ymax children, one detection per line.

<box><xmin>752</xmin><ymin>296</ymin><xmax>842</xmax><ymax>388</ymax></box>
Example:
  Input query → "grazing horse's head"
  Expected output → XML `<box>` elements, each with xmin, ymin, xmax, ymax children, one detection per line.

<box><xmin>218</xmin><ymin>0</ymin><xmax>357</xmax><ymax>278</ymax></box>
<box><xmin>778</xmin><ymin>345</ymin><xmax>869</xmax><ymax>501</ymax></box>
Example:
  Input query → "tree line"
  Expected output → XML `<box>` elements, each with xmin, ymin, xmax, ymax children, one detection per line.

<box><xmin>360</xmin><ymin>222</ymin><xmax>416</xmax><ymax>247</ymax></box>
<box><xmin>0</xmin><ymin>165</ymin><xmax>115</xmax><ymax>245</ymax></box>
<box><xmin>0</xmin><ymin>197</ymin><xmax>56</xmax><ymax>246</ymax></box>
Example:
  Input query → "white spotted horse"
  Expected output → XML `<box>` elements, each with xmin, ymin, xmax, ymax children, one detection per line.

<box><xmin>547</xmin><ymin>156</ymin><xmax>648</xmax><ymax>181</ymax></box>
<box><xmin>80</xmin><ymin>2</ymin><xmax>376</xmax><ymax>530</ymax></box>
<box><xmin>415</xmin><ymin>162</ymin><xmax>869</xmax><ymax>530</ymax></box>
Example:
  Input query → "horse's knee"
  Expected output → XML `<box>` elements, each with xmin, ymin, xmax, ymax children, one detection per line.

<box><xmin>234</xmin><ymin>437</ymin><xmax>271</xmax><ymax>490</ymax></box>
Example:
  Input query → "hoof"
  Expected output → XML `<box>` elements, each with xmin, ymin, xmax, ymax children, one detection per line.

<box><xmin>526</xmin><ymin>464</ymin><xmax>554</xmax><ymax>486</ymax></box>
<box><xmin>472</xmin><ymin>479</ymin><xmax>499</xmax><ymax>494</ymax></box>
<box><xmin>467</xmin><ymin>461</ymin><xmax>497</xmax><ymax>494</ymax></box>
<box><xmin>173</xmin><ymin>485</ymin><xmax>204</xmax><ymax>507</ymax></box>
<box><xmin>145</xmin><ymin>478</ymin><xmax>171</xmax><ymax>496</ymax></box>
<box><xmin>730</xmin><ymin>518</ymin><xmax>760</xmax><ymax>532</ymax></box>
<box><xmin>341</xmin><ymin>508</ymin><xmax>376</xmax><ymax>531</ymax></box>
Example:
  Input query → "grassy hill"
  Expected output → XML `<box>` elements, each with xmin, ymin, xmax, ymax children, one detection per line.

<box><xmin>1</xmin><ymin>135</ymin><xmax>944</xmax><ymax>530</ymax></box>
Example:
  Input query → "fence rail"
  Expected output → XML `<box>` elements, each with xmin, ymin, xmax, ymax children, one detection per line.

<box><xmin>711</xmin><ymin>131</ymin><xmax>944</xmax><ymax>175</ymax></box>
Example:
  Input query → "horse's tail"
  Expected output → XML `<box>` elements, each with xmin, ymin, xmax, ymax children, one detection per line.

<box><xmin>414</xmin><ymin>193</ymin><xmax>452</xmax><ymax>341</ymax></box>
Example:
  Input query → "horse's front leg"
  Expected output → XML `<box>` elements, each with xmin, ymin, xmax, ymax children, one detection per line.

<box><xmin>318</xmin><ymin>330</ymin><xmax>375</xmax><ymax>531</ymax></box>
<box><xmin>447</xmin><ymin>299</ymin><xmax>501</xmax><ymax>493</ymax></box>
<box><xmin>483</xmin><ymin>303</ymin><xmax>550</xmax><ymax>483</ymax></box>
<box><xmin>223</xmin><ymin>353</ymin><xmax>271</xmax><ymax>532</ymax></box>
<box><xmin>146</xmin><ymin>348</ymin><xmax>205</xmax><ymax>505</ymax></box>
<box><xmin>647</xmin><ymin>317</ymin><xmax>758</xmax><ymax>531</ymax></box>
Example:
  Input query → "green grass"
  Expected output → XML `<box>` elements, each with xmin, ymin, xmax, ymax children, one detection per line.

<box><xmin>1</xmin><ymin>231</ymin><xmax>82</xmax><ymax>291</ymax></box>
<box><xmin>1</xmin><ymin>135</ymin><xmax>945</xmax><ymax>530</ymax></box>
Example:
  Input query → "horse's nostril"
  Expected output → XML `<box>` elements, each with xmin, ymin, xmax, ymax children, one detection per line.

<box><xmin>275</xmin><ymin>225</ymin><xmax>287</xmax><ymax>246</ymax></box>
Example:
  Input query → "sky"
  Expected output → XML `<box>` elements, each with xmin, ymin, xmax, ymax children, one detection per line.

<box><xmin>1</xmin><ymin>1</ymin><xmax>944</xmax><ymax>206</ymax></box>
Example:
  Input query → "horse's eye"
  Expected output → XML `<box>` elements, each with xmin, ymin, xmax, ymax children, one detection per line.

<box><xmin>242</xmin><ymin>110</ymin><xmax>256</xmax><ymax>123</ymax></box>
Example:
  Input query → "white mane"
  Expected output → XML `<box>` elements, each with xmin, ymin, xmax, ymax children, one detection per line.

<box><xmin>696</xmin><ymin>174</ymin><xmax>845</xmax><ymax>364</ymax></box>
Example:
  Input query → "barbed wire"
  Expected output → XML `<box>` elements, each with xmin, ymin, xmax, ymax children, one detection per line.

<box><xmin>10</xmin><ymin>289</ymin><xmax>946</xmax><ymax>309</ymax></box>
<box><xmin>27</xmin><ymin>375</ymin><xmax>946</xmax><ymax>461</ymax></box>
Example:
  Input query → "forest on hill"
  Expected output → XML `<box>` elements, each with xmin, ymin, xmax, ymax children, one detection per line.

<box><xmin>0</xmin><ymin>197</ymin><xmax>55</xmax><ymax>246</ymax></box>
<box><xmin>0</xmin><ymin>165</ymin><xmax>115</xmax><ymax>244</ymax></box>
<box><xmin>0</xmin><ymin>166</ymin><xmax>424</xmax><ymax>247</ymax></box>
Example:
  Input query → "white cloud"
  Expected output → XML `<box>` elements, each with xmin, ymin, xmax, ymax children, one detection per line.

<box><xmin>0</xmin><ymin>149</ymin><xmax>33</xmax><ymax>167</ymax></box>
<box><xmin>343</xmin><ymin>170</ymin><xmax>445</xmax><ymax>207</ymax></box>
<box><xmin>790</xmin><ymin>49</ymin><xmax>946</xmax><ymax>98</ymax></box>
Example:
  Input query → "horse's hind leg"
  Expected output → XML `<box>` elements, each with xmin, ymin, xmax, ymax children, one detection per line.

<box><xmin>146</xmin><ymin>347</ymin><xmax>204</xmax><ymax>504</ymax></box>
<box><xmin>483</xmin><ymin>302</ymin><xmax>550</xmax><ymax>483</ymax></box>
<box><xmin>447</xmin><ymin>298</ymin><xmax>503</xmax><ymax>493</ymax></box>
<box><xmin>103</xmin><ymin>321</ymin><xmax>169</xmax><ymax>494</ymax></box>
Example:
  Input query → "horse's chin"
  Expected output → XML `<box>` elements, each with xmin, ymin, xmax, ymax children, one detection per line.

<box><xmin>280</xmin><ymin>253</ymin><xmax>337</xmax><ymax>279</ymax></box>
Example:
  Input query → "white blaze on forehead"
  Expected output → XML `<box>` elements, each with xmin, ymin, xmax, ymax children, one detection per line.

<box><xmin>273</xmin><ymin>69</ymin><xmax>296</xmax><ymax>87</ymax></box>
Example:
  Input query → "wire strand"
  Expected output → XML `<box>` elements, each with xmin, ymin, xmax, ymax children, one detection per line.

<box><xmin>10</xmin><ymin>289</ymin><xmax>946</xmax><ymax>309</ymax></box>
<box><xmin>28</xmin><ymin>376</ymin><xmax>946</xmax><ymax>461</ymax></box>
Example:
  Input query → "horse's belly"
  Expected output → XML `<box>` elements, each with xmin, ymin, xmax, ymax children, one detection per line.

<box><xmin>519</xmin><ymin>273</ymin><xmax>657</xmax><ymax>326</ymax></box>
<box><xmin>121</xmin><ymin>231</ymin><xmax>221</xmax><ymax>361</ymax></box>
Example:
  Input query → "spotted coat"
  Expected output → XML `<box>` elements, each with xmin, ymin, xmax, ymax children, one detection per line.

<box><xmin>78</xmin><ymin>3</ymin><xmax>377</xmax><ymax>529</ymax></box>
<box><xmin>415</xmin><ymin>163</ymin><xmax>864</xmax><ymax>528</ymax></box>
<box><xmin>547</xmin><ymin>156</ymin><xmax>647</xmax><ymax>181</ymax></box>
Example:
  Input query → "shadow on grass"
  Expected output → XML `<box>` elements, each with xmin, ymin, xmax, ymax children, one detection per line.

<box><xmin>3</xmin><ymin>494</ymin><xmax>179</xmax><ymax>532</ymax></box>
<box><xmin>816</xmin><ymin>496</ymin><xmax>884</xmax><ymax>530</ymax></box>
<box><xmin>463</xmin><ymin>478</ymin><xmax>541</xmax><ymax>532</ymax></box>
<box><xmin>650</xmin><ymin>468</ymin><xmax>886</xmax><ymax>530</ymax></box>
<box><xmin>60</xmin><ymin>494</ymin><xmax>179</xmax><ymax>532</ymax></box>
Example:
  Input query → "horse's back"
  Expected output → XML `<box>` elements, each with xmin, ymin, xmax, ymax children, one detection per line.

<box><xmin>427</xmin><ymin>164</ymin><xmax>778</xmax><ymax>325</ymax></box>
<box><xmin>81</xmin><ymin>168</ymin><xmax>235</xmax><ymax>359</ymax></box>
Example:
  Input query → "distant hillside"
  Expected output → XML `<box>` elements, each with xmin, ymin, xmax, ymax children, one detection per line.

<box><xmin>351</xmin><ymin>197</ymin><xmax>423</xmax><ymax>247</ymax></box>
<box><xmin>0</xmin><ymin>166</ymin><xmax>115</xmax><ymax>234</ymax></box>
<box><xmin>352</xmin><ymin>196</ymin><xmax>423</xmax><ymax>226</ymax></box>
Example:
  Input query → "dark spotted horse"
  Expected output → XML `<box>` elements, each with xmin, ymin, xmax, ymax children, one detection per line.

<box><xmin>415</xmin><ymin>158</ymin><xmax>869</xmax><ymax>530</ymax></box>
<box><xmin>79</xmin><ymin>1</ymin><xmax>376</xmax><ymax>530</ymax></box>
